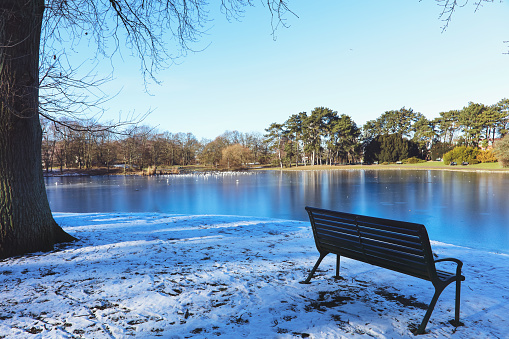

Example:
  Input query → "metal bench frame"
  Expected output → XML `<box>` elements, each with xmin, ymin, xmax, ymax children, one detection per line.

<box><xmin>302</xmin><ymin>206</ymin><xmax>465</xmax><ymax>335</ymax></box>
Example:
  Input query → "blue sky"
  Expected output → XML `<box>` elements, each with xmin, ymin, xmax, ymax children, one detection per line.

<box><xmin>90</xmin><ymin>1</ymin><xmax>509</xmax><ymax>140</ymax></box>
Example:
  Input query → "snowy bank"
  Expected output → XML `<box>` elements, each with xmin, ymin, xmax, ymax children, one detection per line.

<box><xmin>0</xmin><ymin>213</ymin><xmax>508</xmax><ymax>338</ymax></box>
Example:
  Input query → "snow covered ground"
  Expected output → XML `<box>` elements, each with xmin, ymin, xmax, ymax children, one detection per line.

<box><xmin>0</xmin><ymin>213</ymin><xmax>508</xmax><ymax>338</ymax></box>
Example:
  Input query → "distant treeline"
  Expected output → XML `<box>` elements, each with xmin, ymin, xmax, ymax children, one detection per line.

<box><xmin>264</xmin><ymin>99</ymin><xmax>508</xmax><ymax>167</ymax></box>
<box><xmin>41</xmin><ymin>119</ymin><xmax>269</xmax><ymax>172</ymax></box>
<box><xmin>41</xmin><ymin>98</ymin><xmax>509</xmax><ymax>171</ymax></box>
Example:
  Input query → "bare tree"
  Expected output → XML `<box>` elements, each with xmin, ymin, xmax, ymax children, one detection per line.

<box><xmin>0</xmin><ymin>0</ymin><xmax>291</xmax><ymax>258</ymax></box>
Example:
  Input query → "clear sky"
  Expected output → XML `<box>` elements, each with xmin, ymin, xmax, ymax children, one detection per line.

<box><xmin>86</xmin><ymin>1</ymin><xmax>509</xmax><ymax>140</ymax></box>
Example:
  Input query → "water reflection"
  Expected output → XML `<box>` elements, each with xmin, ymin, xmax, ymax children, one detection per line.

<box><xmin>45</xmin><ymin>170</ymin><xmax>509</xmax><ymax>253</ymax></box>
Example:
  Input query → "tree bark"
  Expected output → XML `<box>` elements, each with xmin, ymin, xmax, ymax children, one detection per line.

<box><xmin>0</xmin><ymin>0</ymin><xmax>76</xmax><ymax>259</ymax></box>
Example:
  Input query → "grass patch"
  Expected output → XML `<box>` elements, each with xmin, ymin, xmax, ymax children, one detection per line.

<box><xmin>257</xmin><ymin>161</ymin><xmax>507</xmax><ymax>172</ymax></box>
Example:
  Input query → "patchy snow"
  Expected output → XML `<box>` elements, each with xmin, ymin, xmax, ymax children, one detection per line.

<box><xmin>0</xmin><ymin>213</ymin><xmax>508</xmax><ymax>338</ymax></box>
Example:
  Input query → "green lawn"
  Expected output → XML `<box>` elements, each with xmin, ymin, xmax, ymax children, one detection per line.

<box><xmin>258</xmin><ymin>161</ymin><xmax>507</xmax><ymax>172</ymax></box>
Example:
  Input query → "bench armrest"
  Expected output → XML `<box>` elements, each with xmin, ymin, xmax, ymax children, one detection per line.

<box><xmin>434</xmin><ymin>257</ymin><xmax>463</xmax><ymax>276</ymax></box>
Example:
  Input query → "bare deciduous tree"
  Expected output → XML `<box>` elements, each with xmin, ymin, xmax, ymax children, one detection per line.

<box><xmin>0</xmin><ymin>0</ymin><xmax>291</xmax><ymax>258</ymax></box>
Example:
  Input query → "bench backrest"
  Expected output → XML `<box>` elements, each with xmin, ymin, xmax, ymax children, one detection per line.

<box><xmin>305</xmin><ymin>206</ymin><xmax>437</xmax><ymax>282</ymax></box>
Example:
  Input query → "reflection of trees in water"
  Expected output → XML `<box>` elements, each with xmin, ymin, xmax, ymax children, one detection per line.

<box><xmin>45</xmin><ymin>170</ymin><xmax>509</xmax><ymax>252</ymax></box>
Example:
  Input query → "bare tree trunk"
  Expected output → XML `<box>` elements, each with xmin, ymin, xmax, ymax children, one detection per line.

<box><xmin>278</xmin><ymin>146</ymin><xmax>283</xmax><ymax>169</ymax></box>
<box><xmin>0</xmin><ymin>1</ymin><xmax>75</xmax><ymax>259</ymax></box>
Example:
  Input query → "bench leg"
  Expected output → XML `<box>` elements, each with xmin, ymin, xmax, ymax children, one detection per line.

<box><xmin>416</xmin><ymin>287</ymin><xmax>443</xmax><ymax>334</ymax></box>
<box><xmin>417</xmin><ymin>278</ymin><xmax>463</xmax><ymax>334</ymax></box>
<box><xmin>455</xmin><ymin>278</ymin><xmax>461</xmax><ymax>323</ymax></box>
<box><xmin>300</xmin><ymin>253</ymin><xmax>327</xmax><ymax>284</ymax></box>
<box><xmin>450</xmin><ymin>277</ymin><xmax>463</xmax><ymax>327</ymax></box>
<box><xmin>333</xmin><ymin>254</ymin><xmax>341</xmax><ymax>279</ymax></box>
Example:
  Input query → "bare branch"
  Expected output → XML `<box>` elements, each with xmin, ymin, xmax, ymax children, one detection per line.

<box><xmin>42</xmin><ymin>1</ymin><xmax>295</xmax><ymax>84</ymax></box>
<box><xmin>435</xmin><ymin>0</ymin><xmax>497</xmax><ymax>32</ymax></box>
<box><xmin>36</xmin><ymin>1</ymin><xmax>295</xmax><ymax>135</ymax></box>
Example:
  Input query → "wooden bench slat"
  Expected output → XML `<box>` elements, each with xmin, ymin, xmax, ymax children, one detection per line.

<box><xmin>315</xmin><ymin>228</ymin><xmax>358</xmax><ymax>242</ymax></box>
<box><xmin>310</xmin><ymin>212</ymin><xmax>357</xmax><ymax>225</ymax></box>
<box><xmin>313</xmin><ymin>220</ymin><xmax>357</xmax><ymax>233</ymax></box>
<box><xmin>363</xmin><ymin>248</ymin><xmax>429</xmax><ymax>273</ymax></box>
<box><xmin>359</xmin><ymin>231</ymin><xmax>425</xmax><ymax>253</ymax></box>
<box><xmin>313</xmin><ymin>221</ymin><xmax>358</xmax><ymax>237</ymax></box>
<box><xmin>363</xmin><ymin>242</ymin><xmax>427</xmax><ymax>263</ymax></box>
<box><xmin>437</xmin><ymin>270</ymin><xmax>463</xmax><ymax>282</ymax></box>
<box><xmin>359</xmin><ymin>227</ymin><xmax>422</xmax><ymax>243</ymax></box>
<box><xmin>358</xmin><ymin>219</ymin><xmax>422</xmax><ymax>237</ymax></box>
<box><xmin>360</xmin><ymin>237</ymin><xmax>425</xmax><ymax>256</ymax></box>
<box><xmin>321</xmin><ymin>245</ymin><xmax>364</xmax><ymax>259</ymax></box>
<box><xmin>367</xmin><ymin>257</ymin><xmax>431</xmax><ymax>280</ymax></box>
<box><xmin>315</xmin><ymin>232</ymin><xmax>361</xmax><ymax>250</ymax></box>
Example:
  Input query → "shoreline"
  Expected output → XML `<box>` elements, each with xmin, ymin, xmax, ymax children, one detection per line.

<box><xmin>42</xmin><ymin>161</ymin><xmax>509</xmax><ymax>177</ymax></box>
<box><xmin>257</xmin><ymin>161</ymin><xmax>509</xmax><ymax>173</ymax></box>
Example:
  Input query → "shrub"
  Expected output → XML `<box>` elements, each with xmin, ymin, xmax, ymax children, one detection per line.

<box><xmin>144</xmin><ymin>166</ymin><xmax>156</xmax><ymax>176</ymax></box>
<box><xmin>404</xmin><ymin>157</ymin><xmax>425</xmax><ymax>164</ymax></box>
<box><xmin>476</xmin><ymin>150</ymin><xmax>497</xmax><ymax>163</ymax></box>
<box><xmin>443</xmin><ymin>146</ymin><xmax>479</xmax><ymax>165</ymax></box>
<box><xmin>494</xmin><ymin>135</ymin><xmax>509</xmax><ymax>167</ymax></box>
<box><xmin>442</xmin><ymin>149</ymin><xmax>455</xmax><ymax>164</ymax></box>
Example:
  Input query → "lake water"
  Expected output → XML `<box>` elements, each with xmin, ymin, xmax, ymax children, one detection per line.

<box><xmin>45</xmin><ymin>170</ymin><xmax>509</xmax><ymax>254</ymax></box>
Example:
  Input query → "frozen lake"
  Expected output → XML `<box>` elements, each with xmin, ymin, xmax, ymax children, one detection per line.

<box><xmin>45</xmin><ymin>169</ymin><xmax>509</xmax><ymax>253</ymax></box>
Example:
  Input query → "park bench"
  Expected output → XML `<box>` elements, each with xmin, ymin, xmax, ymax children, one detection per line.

<box><xmin>301</xmin><ymin>206</ymin><xmax>465</xmax><ymax>334</ymax></box>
